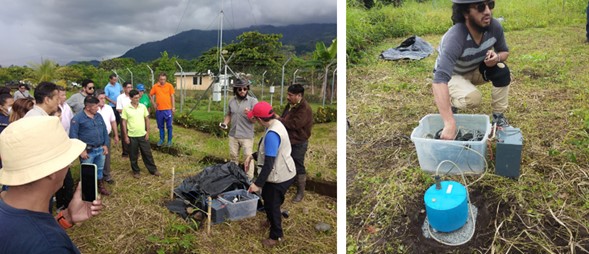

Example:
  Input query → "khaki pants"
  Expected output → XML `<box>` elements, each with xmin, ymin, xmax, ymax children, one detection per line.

<box><xmin>229</xmin><ymin>136</ymin><xmax>256</xmax><ymax>179</ymax></box>
<box><xmin>448</xmin><ymin>69</ymin><xmax>509</xmax><ymax>113</ymax></box>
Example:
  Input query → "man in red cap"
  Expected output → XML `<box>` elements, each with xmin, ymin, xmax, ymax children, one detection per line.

<box><xmin>245</xmin><ymin>101</ymin><xmax>296</xmax><ymax>248</ymax></box>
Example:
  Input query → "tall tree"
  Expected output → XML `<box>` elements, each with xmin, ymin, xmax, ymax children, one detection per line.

<box><xmin>312</xmin><ymin>38</ymin><xmax>337</xmax><ymax>99</ymax></box>
<box><xmin>31</xmin><ymin>59</ymin><xmax>59</xmax><ymax>84</ymax></box>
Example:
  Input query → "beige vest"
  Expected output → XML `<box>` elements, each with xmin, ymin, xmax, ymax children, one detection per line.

<box><xmin>257</xmin><ymin>120</ymin><xmax>296</xmax><ymax>183</ymax></box>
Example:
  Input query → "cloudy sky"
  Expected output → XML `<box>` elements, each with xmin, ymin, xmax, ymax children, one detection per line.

<box><xmin>0</xmin><ymin>0</ymin><xmax>337</xmax><ymax>66</ymax></box>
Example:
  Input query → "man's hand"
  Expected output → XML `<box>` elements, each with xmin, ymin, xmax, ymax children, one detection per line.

<box><xmin>113</xmin><ymin>135</ymin><xmax>120</xmax><ymax>145</ymax></box>
<box><xmin>102</xmin><ymin>146</ymin><xmax>109</xmax><ymax>155</ymax></box>
<box><xmin>144</xmin><ymin>133</ymin><xmax>149</xmax><ymax>141</ymax></box>
<box><xmin>125</xmin><ymin>137</ymin><xmax>130</xmax><ymax>145</ymax></box>
<box><xmin>440</xmin><ymin>123</ymin><xmax>457</xmax><ymax>140</ymax></box>
<box><xmin>248</xmin><ymin>183</ymin><xmax>260</xmax><ymax>193</ymax></box>
<box><xmin>244</xmin><ymin>155</ymin><xmax>253</xmax><ymax>172</ymax></box>
<box><xmin>65</xmin><ymin>183</ymin><xmax>103</xmax><ymax>225</ymax></box>
<box><xmin>172</xmin><ymin>108</ymin><xmax>176</xmax><ymax>114</ymax></box>
<box><xmin>80</xmin><ymin>150</ymin><xmax>89</xmax><ymax>160</ymax></box>
<box><xmin>484</xmin><ymin>50</ymin><xmax>500</xmax><ymax>67</ymax></box>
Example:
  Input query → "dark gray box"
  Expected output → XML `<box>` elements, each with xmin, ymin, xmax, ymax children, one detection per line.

<box><xmin>495</xmin><ymin>127</ymin><xmax>523</xmax><ymax>179</ymax></box>
<box><xmin>210</xmin><ymin>198</ymin><xmax>229</xmax><ymax>224</ymax></box>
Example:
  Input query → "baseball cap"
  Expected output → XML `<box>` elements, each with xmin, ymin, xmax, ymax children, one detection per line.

<box><xmin>136</xmin><ymin>84</ymin><xmax>145</xmax><ymax>91</ymax></box>
<box><xmin>247</xmin><ymin>101</ymin><xmax>274</xmax><ymax>119</ymax></box>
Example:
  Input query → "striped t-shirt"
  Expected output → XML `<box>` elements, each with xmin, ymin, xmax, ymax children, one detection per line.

<box><xmin>433</xmin><ymin>18</ymin><xmax>508</xmax><ymax>84</ymax></box>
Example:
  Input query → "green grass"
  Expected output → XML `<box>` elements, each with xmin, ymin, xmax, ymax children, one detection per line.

<box><xmin>346</xmin><ymin>7</ymin><xmax>589</xmax><ymax>253</ymax></box>
<box><xmin>347</xmin><ymin>0</ymin><xmax>587</xmax><ymax>63</ymax></box>
<box><xmin>65</xmin><ymin>116</ymin><xmax>336</xmax><ymax>253</ymax></box>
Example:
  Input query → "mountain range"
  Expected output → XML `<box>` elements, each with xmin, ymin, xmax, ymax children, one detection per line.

<box><xmin>120</xmin><ymin>23</ymin><xmax>336</xmax><ymax>63</ymax></box>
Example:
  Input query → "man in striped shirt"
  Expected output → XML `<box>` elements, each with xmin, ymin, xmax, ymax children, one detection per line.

<box><xmin>433</xmin><ymin>0</ymin><xmax>510</xmax><ymax>140</ymax></box>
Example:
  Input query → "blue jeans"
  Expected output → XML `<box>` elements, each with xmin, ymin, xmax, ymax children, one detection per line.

<box><xmin>81</xmin><ymin>147</ymin><xmax>105</xmax><ymax>180</ymax></box>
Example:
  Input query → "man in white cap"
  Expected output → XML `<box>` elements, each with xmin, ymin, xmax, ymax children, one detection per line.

<box><xmin>0</xmin><ymin>116</ymin><xmax>103</xmax><ymax>253</ymax></box>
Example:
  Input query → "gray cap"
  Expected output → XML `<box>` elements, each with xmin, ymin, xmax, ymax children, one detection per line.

<box><xmin>232</xmin><ymin>78</ymin><xmax>250</xmax><ymax>87</ymax></box>
<box><xmin>452</xmin><ymin>0</ymin><xmax>484</xmax><ymax>3</ymax></box>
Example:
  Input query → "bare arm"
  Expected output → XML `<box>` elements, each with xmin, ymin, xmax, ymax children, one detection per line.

<box><xmin>171</xmin><ymin>94</ymin><xmax>176</xmax><ymax>113</ymax></box>
<box><xmin>432</xmin><ymin>83</ymin><xmax>456</xmax><ymax>140</ymax></box>
<box><xmin>144</xmin><ymin>116</ymin><xmax>150</xmax><ymax>140</ymax></box>
<box><xmin>111</xmin><ymin>121</ymin><xmax>119</xmax><ymax>144</ymax></box>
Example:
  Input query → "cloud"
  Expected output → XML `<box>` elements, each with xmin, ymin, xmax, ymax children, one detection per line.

<box><xmin>0</xmin><ymin>0</ymin><xmax>336</xmax><ymax>66</ymax></box>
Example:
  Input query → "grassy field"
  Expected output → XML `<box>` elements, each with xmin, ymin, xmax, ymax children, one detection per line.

<box><xmin>66</xmin><ymin>117</ymin><xmax>336</xmax><ymax>253</ymax></box>
<box><xmin>346</xmin><ymin>1</ymin><xmax>589</xmax><ymax>253</ymax></box>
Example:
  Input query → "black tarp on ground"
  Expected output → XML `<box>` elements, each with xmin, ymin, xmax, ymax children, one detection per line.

<box><xmin>380</xmin><ymin>35</ymin><xmax>434</xmax><ymax>61</ymax></box>
<box><xmin>166</xmin><ymin>162</ymin><xmax>251</xmax><ymax>218</ymax></box>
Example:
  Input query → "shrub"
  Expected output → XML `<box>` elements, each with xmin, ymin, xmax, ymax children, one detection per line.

<box><xmin>314</xmin><ymin>106</ymin><xmax>337</xmax><ymax>124</ymax></box>
<box><xmin>174</xmin><ymin>113</ymin><xmax>227</xmax><ymax>137</ymax></box>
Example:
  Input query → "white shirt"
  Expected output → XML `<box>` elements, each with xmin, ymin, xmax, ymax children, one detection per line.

<box><xmin>59</xmin><ymin>103</ymin><xmax>74</xmax><ymax>133</ymax></box>
<box><xmin>116</xmin><ymin>94</ymin><xmax>131</xmax><ymax>112</ymax></box>
<box><xmin>98</xmin><ymin>104</ymin><xmax>116</xmax><ymax>134</ymax></box>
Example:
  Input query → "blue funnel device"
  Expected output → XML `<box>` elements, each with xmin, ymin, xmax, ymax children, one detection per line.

<box><xmin>424</xmin><ymin>180</ymin><xmax>468</xmax><ymax>232</ymax></box>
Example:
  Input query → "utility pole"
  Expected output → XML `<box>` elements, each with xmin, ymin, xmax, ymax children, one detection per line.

<box><xmin>175</xmin><ymin>61</ymin><xmax>185</xmax><ymax>112</ymax></box>
<box><xmin>293</xmin><ymin>69</ymin><xmax>299</xmax><ymax>85</ymax></box>
<box><xmin>280</xmin><ymin>56</ymin><xmax>292</xmax><ymax>106</ymax></box>
<box><xmin>126</xmin><ymin>68</ymin><xmax>133</xmax><ymax>85</ymax></box>
<box><xmin>261</xmin><ymin>70</ymin><xmax>267</xmax><ymax>100</ymax></box>
<box><xmin>146</xmin><ymin>64</ymin><xmax>154</xmax><ymax>88</ymax></box>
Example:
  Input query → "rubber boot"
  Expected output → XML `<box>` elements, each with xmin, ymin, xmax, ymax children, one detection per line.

<box><xmin>158</xmin><ymin>129</ymin><xmax>165</xmax><ymax>146</ymax></box>
<box><xmin>292</xmin><ymin>174</ymin><xmax>306</xmax><ymax>203</ymax></box>
<box><xmin>98</xmin><ymin>180</ymin><xmax>111</xmax><ymax>196</ymax></box>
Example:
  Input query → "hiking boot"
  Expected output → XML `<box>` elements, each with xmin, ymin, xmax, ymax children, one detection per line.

<box><xmin>157</xmin><ymin>140</ymin><xmax>164</xmax><ymax>147</ymax></box>
<box><xmin>166</xmin><ymin>140</ymin><xmax>172</xmax><ymax>147</ymax></box>
<box><xmin>492</xmin><ymin>113</ymin><xmax>510</xmax><ymax>127</ymax></box>
<box><xmin>133</xmin><ymin>172</ymin><xmax>140</xmax><ymax>179</ymax></box>
<box><xmin>98</xmin><ymin>180</ymin><xmax>111</xmax><ymax>196</ymax></box>
<box><xmin>292</xmin><ymin>174</ymin><xmax>306</xmax><ymax>203</ymax></box>
<box><xmin>451</xmin><ymin>106</ymin><xmax>458</xmax><ymax>114</ymax></box>
<box><xmin>261</xmin><ymin>238</ymin><xmax>283</xmax><ymax>248</ymax></box>
<box><xmin>152</xmin><ymin>171</ymin><xmax>161</xmax><ymax>177</ymax></box>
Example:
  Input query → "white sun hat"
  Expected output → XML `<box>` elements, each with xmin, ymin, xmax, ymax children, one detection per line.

<box><xmin>0</xmin><ymin>116</ymin><xmax>85</xmax><ymax>186</ymax></box>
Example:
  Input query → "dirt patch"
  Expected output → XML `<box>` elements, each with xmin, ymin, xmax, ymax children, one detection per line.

<box><xmin>386</xmin><ymin>185</ymin><xmax>497</xmax><ymax>252</ymax></box>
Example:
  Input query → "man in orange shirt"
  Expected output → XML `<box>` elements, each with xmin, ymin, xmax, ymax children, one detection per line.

<box><xmin>149</xmin><ymin>72</ymin><xmax>175</xmax><ymax>147</ymax></box>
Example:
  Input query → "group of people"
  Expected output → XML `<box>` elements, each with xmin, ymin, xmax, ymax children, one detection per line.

<box><xmin>0</xmin><ymin>71</ymin><xmax>314</xmax><ymax>249</ymax></box>
<box><xmin>0</xmin><ymin>72</ymin><xmax>179</xmax><ymax>252</ymax></box>
<box><xmin>222</xmin><ymin>79</ymin><xmax>314</xmax><ymax>247</ymax></box>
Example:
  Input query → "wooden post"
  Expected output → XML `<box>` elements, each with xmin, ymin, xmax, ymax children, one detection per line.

<box><xmin>170</xmin><ymin>167</ymin><xmax>175</xmax><ymax>200</ymax></box>
<box><xmin>207</xmin><ymin>196</ymin><xmax>212</xmax><ymax>235</ymax></box>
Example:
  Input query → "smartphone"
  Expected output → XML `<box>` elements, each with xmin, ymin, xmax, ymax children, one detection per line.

<box><xmin>80</xmin><ymin>163</ymin><xmax>98</xmax><ymax>202</ymax></box>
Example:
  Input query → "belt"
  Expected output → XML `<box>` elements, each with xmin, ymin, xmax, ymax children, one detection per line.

<box><xmin>86</xmin><ymin>145</ymin><xmax>103</xmax><ymax>150</ymax></box>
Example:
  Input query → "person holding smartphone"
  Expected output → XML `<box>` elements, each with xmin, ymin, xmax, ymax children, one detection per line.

<box><xmin>0</xmin><ymin>116</ymin><xmax>103</xmax><ymax>253</ymax></box>
<box><xmin>70</xmin><ymin>96</ymin><xmax>111</xmax><ymax>196</ymax></box>
<box><xmin>244</xmin><ymin>101</ymin><xmax>296</xmax><ymax>248</ymax></box>
<box><xmin>220</xmin><ymin>78</ymin><xmax>258</xmax><ymax>179</ymax></box>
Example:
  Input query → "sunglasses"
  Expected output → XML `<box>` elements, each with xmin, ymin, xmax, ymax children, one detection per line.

<box><xmin>472</xmin><ymin>1</ymin><xmax>494</xmax><ymax>12</ymax></box>
<box><xmin>87</xmin><ymin>87</ymin><xmax>95</xmax><ymax>90</ymax></box>
<box><xmin>237</xmin><ymin>87</ymin><xmax>248</xmax><ymax>92</ymax></box>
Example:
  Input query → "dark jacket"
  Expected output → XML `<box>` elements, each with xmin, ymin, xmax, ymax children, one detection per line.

<box><xmin>280</xmin><ymin>98</ymin><xmax>313</xmax><ymax>144</ymax></box>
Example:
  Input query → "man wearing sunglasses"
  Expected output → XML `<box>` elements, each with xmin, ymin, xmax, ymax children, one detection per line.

<box><xmin>67</xmin><ymin>79</ymin><xmax>96</xmax><ymax>114</ymax></box>
<box><xmin>221</xmin><ymin>78</ymin><xmax>258</xmax><ymax>180</ymax></box>
<box><xmin>433</xmin><ymin>0</ymin><xmax>510</xmax><ymax>140</ymax></box>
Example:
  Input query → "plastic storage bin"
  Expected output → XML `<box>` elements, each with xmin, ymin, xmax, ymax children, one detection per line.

<box><xmin>217</xmin><ymin>189</ymin><xmax>259</xmax><ymax>221</ymax></box>
<box><xmin>410</xmin><ymin>114</ymin><xmax>491</xmax><ymax>174</ymax></box>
